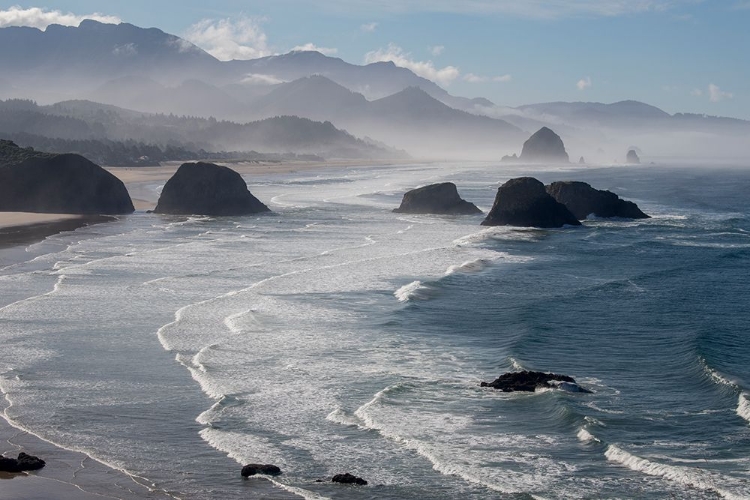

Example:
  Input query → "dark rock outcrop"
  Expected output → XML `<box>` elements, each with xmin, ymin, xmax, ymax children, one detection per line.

<box><xmin>520</xmin><ymin>127</ymin><xmax>569</xmax><ymax>163</ymax></box>
<box><xmin>626</xmin><ymin>150</ymin><xmax>641</xmax><ymax>164</ymax></box>
<box><xmin>481</xmin><ymin>177</ymin><xmax>581</xmax><ymax>228</ymax></box>
<box><xmin>0</xmin><ymin>453</ymin><xmax>46</xmax><ymax>472</ymax></box>
<box><xmin>241</xmin><ymin>464</ymin><xmax>282</xmax><ymax>477</ymax></box>
<box><xmin>332</xmin><ymin>473</ymin><xmax>368</xmax><ymax>485</ymax></box>
<box><xmin>546</xmin><ymin>181</ymin><xmax>649</xmax><ymax>220</ymax></box>
<box><xmin>481</xmin><ymin>371</ymin><xmax>591</xmax><ymax>393</ymax></box>
<box><xmin>0</xmin><ymin>150</ymin><xmax>135</xmax><ymax>215</ymax></box>
<box><xmin>393</xmin><ymin>182</ymin><xmax>481</xmax><ymax>215</ymax></box>
<box><xmin>501</xmin><ymin>153</ymin><xmax>518</xmax><ymax>163</ymax></box>
<box><xmin>154</xmin><ymin>162</ymin><xmax>270</xmax><ymax>216</ymax></box>
<box><xmin>579</xmin><ymin>156</ymin><xmax>586</xmax><ymax>164</ymax></box>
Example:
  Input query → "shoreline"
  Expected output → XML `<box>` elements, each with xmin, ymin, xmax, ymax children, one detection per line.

<box><xmin>0</xmin><ymin>215</ymin><xmax>115</xmax><ymax>250</ymax></box>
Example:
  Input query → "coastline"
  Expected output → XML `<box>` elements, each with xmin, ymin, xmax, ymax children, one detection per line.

<box><xmin>0</xmin><ymin>214</ymin><xmax>115</xmax><ymax>249</ymax></box>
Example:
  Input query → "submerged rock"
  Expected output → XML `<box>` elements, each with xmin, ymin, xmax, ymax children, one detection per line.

<box><xmin>481</xmin><ymin>371</ymin><xmax>591</xmax><ymax>393</ymax></box>
<box><xmin>332</xmin><ymin>473</ymin><xmax>368</xmax><ymax>485</ymax></box>
<box><xmin>0</xmin><ymin>151</ymin><xmax>134</xmax><ymax>215</ymax></box>
<box><xmin>481</xmin><ymin>177</ymin><xmax>581</xmax><ymax>228</ymax></box>
<box><xmin>546</xmin><ymin>181</ymin><xmax>649</xmax><ymax>219</ymax></box>
<box><xmin>155</xmin><ymin>162</ymin><xmax>270</xmax><ymax>216</ymax></box>
<box><xmin>393</xmin><ymin>182</ymin><xmax>481</xmax><ymax>215</ymax></box>
<box><xmin>0</xmin><ymin>452</ymin><xmax>46</xmax><ymax>472</ymax></box>
<box><xmin>626</xmin><ymin>150</ymin><xmax>641</xmax><ymax>164</ymax></box>
<box><xmin>520</xmin><ymin>127</ymin><xmax>569</xmax><ymax>163</ymax></box>
<box><xmin>241</xmin><ymin>464</ymin><xmax>282</xmax><ymax>477</ymax></box>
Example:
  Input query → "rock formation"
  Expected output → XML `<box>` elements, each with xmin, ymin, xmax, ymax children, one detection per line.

<box><xmin>241</xmin><ymin>464</ymin><xmax>282</xmax><ymax>477</ymax></box>
<box><xmin>393</xmin><ymin>182</ymin><xmax>481</xmax><ymax>215</ymax></box>
<box><xmin>626</xmin><ymin>150</ymin><xmax>641</xmax><ymax>164</ymax></box>
<box><xmin>579</xmin><ymin>156</ymin><xmax>586</xmax><ymax>164</ymax></box>
<box><xmin>0</xmin><ymin>150</ymin><xmax>134</xmax><ymax>215</ymax></box>
<box><xmin>332</xmin><ymin>473</ymin><xmax>368</xmax><ymax>485</ymax></box>
<box><xmin>546</xmin><ymin>181</ymin><xmax>649</xmax><ymax>219</ymax></box>
<box><xmin>154</xmin><ymin>162</ymin><xmax>270</xmax><ymax>216</ymax></box>
<box><xmin>519</xmin><ymin>127</ymin><xmax>569</xmax><ymax>163</ymax></box>
<box><xmin>481</xmin><ymin>371</ymin><xmax>591</xmax><ymax>393</ymax></box>
<box><xmin>481</xmin><ymin>177</ymin><xmax>581</xmax><ymax>228</ymax></box>
<box><xmin>0</xmin><ymin>452</ymin><xmax>46</xmax><ymax>472</ymax></box>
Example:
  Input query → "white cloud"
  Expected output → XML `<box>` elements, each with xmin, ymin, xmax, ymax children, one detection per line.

<box><xmin>241</xmin><ymin>74</ymin><xmax>287</xmax><ymax>85</ymax></box>
<box><xmin>290</xmin><ymin>43</ymin><xmax>338</xmax><ymax>55</ymax></box>
<box><xmin>708</xmin><ymin>83</ymin><xmax>733</xmax><ymax>102</ymax></box>
<box><xmin>577</xmin><ymin>76</ymin><xmax>592</xmax><ymax>90</ymax></box>
<box><xmin>463</xmin><ymin>73</ymin><xmax>512</xmax><ymax>83</ymax></box>
<box><xmin>112</xmin><ymin>43</ymin><xmax>137</xmax><ymax>57</ymax></box>
<box><xmin>364</xmin><ymin>44</ymin><xmax>459</xmax><ymax>85</ymax></box>
<box><xmin>430</xmin><ymin>45</ymin><xmax>445</xmax><ymax>56</ymax></box>
<box><xmin>360</xmin><ymin>22</ymin><xmax>378</xmax><ymax>32</ymax></box>
<box><xmin>690</xmin><ymin>88</ymin><xmax>703</xmax><ymax>96</ymax></box>
<box><xmin>0</xmin><ymin>6</ymin><xmax>120</xmax><ymax>30</ymax></box>
<box><xmin>184</xmin><ymin>16</ymin><xmax>271</xmax><ymax>61</ymax></box>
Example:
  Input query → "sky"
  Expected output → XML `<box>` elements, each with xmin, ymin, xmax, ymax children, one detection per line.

<box><xmin>0</xmin><ymin>1</ymin><xmax>748</xmax><ymax>119</ymax></box>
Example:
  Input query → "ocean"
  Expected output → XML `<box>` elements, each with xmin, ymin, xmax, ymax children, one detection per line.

<box><xmin>1</xmin><ymin>161</ymin><xmax>749</xmax><ymax>499</ymax></box>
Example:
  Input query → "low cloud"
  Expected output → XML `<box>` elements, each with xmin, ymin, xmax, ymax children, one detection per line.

<box><xmin>112</xmin><ymin>43</ymin><xmax>137</xmax><ymax>57</ymax></box>
<box><xmin>241</xmin><ymin>74</ymin><xmax>287</xmax><ymax>85</ymax></box>
<box><xmin>708</xmin><ymin>83</ymin><xmax>733</xmax><ymax>102</ymax></box>
<box><xmin>360</xmin><ymin>22</ymin><xmax>378</xmax><ymax>32</ymax></box>
<box><xmin>291</xmin><ymin>43</ymin><xmax>338</xmax><ymax>55</ymax></box>
<box><xmin>577</xmin><ymin>76</ymin><xmax>592</xmax><ymax>90</ymax></box>
<box><xmin>0</xmin><ymin>6</ymin><xmax>120</xmax><ymax>30</ymax></box>
<box><xmin>463</xmin><ymin>73</ymin><xmax>512</xmax><ymax>83</ymax></box>
<box><xmin>430</xmin><ymin>45</ymin><xmax>445</xmax><ymax>56</ymax></box>
<box><xmin>184</xmin><ymin>16</ymin><xmax>271</xmax><ymax>61</ymax></box>
<box><xmin>364</xmin><ymin>44</ymin><xmax>459</xmax><ymax>85</ymax></box>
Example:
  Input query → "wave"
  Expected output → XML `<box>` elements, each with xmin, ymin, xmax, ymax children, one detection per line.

<box><xmin>445</xmin><ymin>258</ymin><xmax>494</xmax><ymax>275</ymax></box>
<box><xmin>0</xmin><ymin>274</ymin><xmax>66</xmax><ymax>314</ymax></box>
<box><xmin>453</xmin><ymin>227</ymin><xmax>541</xmax><ymax>246</ymax></box>
<box><xmin>699</xmin><ymin>357</ymin><xmax>750</xmax><ymax>425</ymax></box>
<box><xmin>576</xmin><ymin>427</ymin><xmax>601</xmax><ymax>444</ymax></box>
<box><xmin>394</xmin><ymin>280</ymin><xmax>437</xmax><ymax>302</ymax></box>
<box><xmin>605</xmin><ymin>445</ymin><xmax>748</xmax><ymax>500</ymax></box>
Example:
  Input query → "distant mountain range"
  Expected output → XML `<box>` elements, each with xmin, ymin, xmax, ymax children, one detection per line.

<box><xmin>0</xmin><ymin>20</ymin><xmax>748</xmax><ymax>160</ymax></box>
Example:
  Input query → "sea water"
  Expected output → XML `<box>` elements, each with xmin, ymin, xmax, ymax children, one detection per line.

<box><xmin>1</xmin><ymin>161</ymin><xmax>749</xmax><ymax>499</ymax></box>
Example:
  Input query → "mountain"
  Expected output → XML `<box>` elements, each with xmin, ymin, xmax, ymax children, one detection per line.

<box><xmin>0</xmin><ymin>99</ymin><xmax>403</xmax><ymax>160</ymax></box>
<box><xmin>516</xmin><ymin>100</ymin><xmax>672</xmax><ymax>128</ymax></box>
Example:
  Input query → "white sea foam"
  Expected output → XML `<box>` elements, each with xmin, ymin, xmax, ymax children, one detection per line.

<box><xmin>394</xmin><ymin>280</ymin><xmax>436</xmax><ymax>302</ymax></box>
<box><xmin>605</xmin><ymin>445</ymin><xmax>748</xmax><ymax>500</ymax></box>
<box><xmin>736</xmin><ymin>393</ymin><xmax>750</xmax><ymax>424</ymax></box>
<box><xmin>576</xmin><ymin>427</ymin><xmax>601</xmax><ymax>444</ymax></box>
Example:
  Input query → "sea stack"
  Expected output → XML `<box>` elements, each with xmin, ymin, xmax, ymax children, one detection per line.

<box><xmin>393</xmin><ymin>182</ymin><xmax>481</xmax><ymax>215</ymax></box>
<box><xmin>481</xmin><ymin>177</ymin><xmax>580</xmax><ymax>228</ymax></box>
<box><xmin>481</xmin><ymin>371</ymin><xmax>591</xmax><ymax>393</ymax></box>
<box><xmin>155</xmin><ymin>162</ymin><xmax>271</xmax><ymax>216</ymax></box>
<box><xmin>546</xmin><ymin>181</ymin><xmax>649</xmax><ymax>219</ymax></box>
<box><xmin>626</xmin><ymin>150</ymin><xmax>641</xmax><ymax>164</ymax></box>
<box><xmin>0</xmin><ymin>147</ymin><xmax>135</xmax><ymax>215</ymax></box>
<box><xmin>519</xmin><ymin>127</ymin><xmax>569</xmax><ymax>163</ymax></box>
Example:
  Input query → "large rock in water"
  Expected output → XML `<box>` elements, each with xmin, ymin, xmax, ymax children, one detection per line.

<box><xmin>546</xmin><ymin>181</ymin><xmax>649</xmax><ymax>219</ymax></box>
<box><xmin>520</xmin><ymin>127</ymin><xmax>569</xmax><ymax>163</ymax></box>
<box><xmin>393</xmin><ymin>182</ymin><xmax>481</xmax><ymax>215</ymax></box>
<box><xmin>241</xmin><ymin>464</ymin><xmax>281</xmax><ymax>477</ymax></box>
<box><xmin>155</xmin><ymin>162</ymin><xmax>270</xmax><ymax>216</ymax></box>
<box><xmin>481</xmin><ymin>371</ymin><xmax>591</xmax><ymax>393</ymax></box>
<box><xmin>626</xmin><ymin>150</ymin><xmax>641</xmax><ymax>164</ymax></box>
<box><xmin>481</xmin><ymin>177</ymin><xmax>581</xmax><ymax>228</ymax></box>
<box><xmin>0</xmin><ymin>153</ymin><xmax>134</xmax><ymax>214</ymax></box>
<box><xmin>332</xmin><ymin>473</ymin><xmax>368</xmax><ymax>485</ymax></box>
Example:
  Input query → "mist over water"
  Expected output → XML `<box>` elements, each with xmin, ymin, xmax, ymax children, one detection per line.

<box><xmin>1</xmin><ymin>161</ymin><xmax>750</xmax><ymax>499</ymax></box>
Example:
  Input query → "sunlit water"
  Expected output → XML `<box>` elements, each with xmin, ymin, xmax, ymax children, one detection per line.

<box><xmin>1</xmin><ymin>161</ymin><xmax>749</xmax><ymax>499</ymax></box>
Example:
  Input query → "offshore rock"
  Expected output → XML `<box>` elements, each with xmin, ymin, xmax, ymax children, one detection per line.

<box><xmin>481</xmin><ymin>177</ymin><xmax>580</xmax><ymax>228</ymax></box>
<box><xmin>546</xmin><ymin>181</ymin><xmax>649</xmax><ymax>220</ymax></box>
<box><xmin>520</xmin><ymin>127</ymin><xmax>569</xmax><ymax>163</ymax></box>
<box><xmin>155</xmin><ymin>162</ymin><xmax>270</xmax><ymax>216</ymax></box>
<box><xmin>332</xmin><ymin>473</ymin><xmax>368</xmax><ymax>485</ymax></box>
<box><xmin>0</xmin><ymin>452</ymin><xmax>46</xmax><ymax>472</ymax></box>
<box><xmin>0</xmin><ymin>151</ymin><xmax>134</xmax><ymax>214</ymax></box>
<box><xmin>481</xmin><ymin>371</ymin><xmax>591</xmax><ymax>393</ymax></box>
<box><xmin>626</xmin><ymin>150</ymin><xmax>641</xmax><ymax>164</ymax></box>
<box><xmin>393</xmin><ymin>182</ymin><xmax>481</xmax><ymax>215</ymax></box>
<box><xmin>241</xmin><ymin>464</ymin><xmax>282</xmax><ymax>477</ymax></box>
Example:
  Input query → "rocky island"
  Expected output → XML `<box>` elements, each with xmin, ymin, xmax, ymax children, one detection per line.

<box><xmin>546</xmin><ymin>181</ymin><xmax>650</xmax><ymax>219</ymax></box>
<box><xmin>0</xmin><ymin>142</ymin><xmax>134</xmax><ymax>215</ymax></box>
<box><xmin>393</xmin><ymin>182</ymin><xmax>481</xmax><ymax>215</ymax></box>
<box><xmin>481</xmin><ymin>177</ymin><xmax>580</xmax><ymax>228</ymax></box>
<box><xmin>481</xmin><ymin>371</ymin><xmax>591</xmax><ymax>393</ymax></box>
<box><xmin>155</xmin><ymin>162</ymin><xmax>271</xmax><ymax>216</ymax></box>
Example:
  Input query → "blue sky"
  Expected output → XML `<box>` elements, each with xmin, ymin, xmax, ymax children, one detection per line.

<box><xmin>1</xmin><ymin>1</ymin><xmax>748</xmax><ymax>119</ymax></box>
